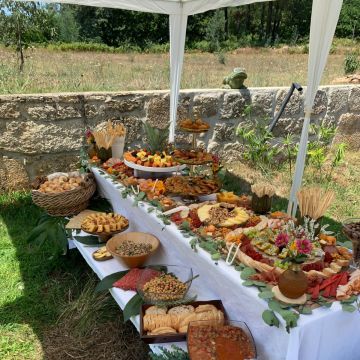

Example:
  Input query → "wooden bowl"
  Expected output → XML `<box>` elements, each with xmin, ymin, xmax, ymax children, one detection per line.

<box><xmin>106</xmin><ymin>232</ymin><xmax>160</xmax><ymax>268</ymax></box>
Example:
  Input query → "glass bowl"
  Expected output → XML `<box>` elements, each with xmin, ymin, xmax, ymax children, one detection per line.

<box><xmin>136</xmin><ymin>265</ymin><xmax>193</xmax><ymax>305</ymax></box>
<box><xmin>187</xmin><ymin>319</ymin><xmax>257</xmax><ymax>360</ymax></box>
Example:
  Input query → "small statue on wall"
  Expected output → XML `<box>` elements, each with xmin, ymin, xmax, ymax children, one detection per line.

<box><xmin>223</xmin><ymin>68</ymin><xmax>247</xmax><ymax>89</ymax></box>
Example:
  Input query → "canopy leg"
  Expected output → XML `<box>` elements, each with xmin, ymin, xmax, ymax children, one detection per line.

<box><xmin>169</xmin><ymin>13</ymin><xmax>188</xmax><ymax>143</ymax></box>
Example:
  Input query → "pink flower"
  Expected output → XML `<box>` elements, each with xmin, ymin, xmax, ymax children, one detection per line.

<box><xmin>296</xmin><ymin>238</ymin><xmax>313</xmax><ymax>255</ymax></box>
<box><xmin>85</xmin><ymin>129</ymin><xmax>93</xmax><ymax>138</ymax></box>
<box><xmin>275</xmin><ymin>232</ymin><xmax>289</xmax><ymax>247</ymax></box>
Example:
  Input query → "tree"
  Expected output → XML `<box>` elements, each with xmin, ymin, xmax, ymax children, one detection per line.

<box><xmin>55</xmin><ymin>4</ymin><xmax>79</xmax><ymax>43</ymax></box>
<box><xmin>0</xmin><ymin>1</ymin><xmax>55</xmax><ymax>71</ymax></box>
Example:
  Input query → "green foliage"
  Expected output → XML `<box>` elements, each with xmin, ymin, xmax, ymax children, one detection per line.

<box><xmin>205</xmin><ymin>10</ymin><xmax>226</xmax><ymax>53</ymax></box>
<box><xmin>27</xmin><ymin>213</ymin><xmax>69</xmax><ymax>255</ymax></box>
<box><xmin>149</xmin><ymin>346</ymin><xmax>190</xmax><ymax>360</ymax></box>
<box><xmin>237</xmin><ymin>116</ymin><xmax>280</xmax><ymax>174</ymax></box>
<box><xmin>344</xmin><ymin>52</ymin><xmax>360</xmax><ymax>74</ymax></box>
<box><xmin>143</xmin><ymin>122</ymin><xmax>170</xmax><ymax>152</ymax></box>
<box><xmin>54</xmin><ymin>4</ymin><xmax>79</xmax><ymax>43</ymax></box>
<box><xmin>123</xmin><ymin>293</ymin><xmax>143</xmax><ymax>322</ymax></box>
<box><xmin>0</xmin><ymin>0</ymin><xmax>56</xmax><ymax>70</ymax></box>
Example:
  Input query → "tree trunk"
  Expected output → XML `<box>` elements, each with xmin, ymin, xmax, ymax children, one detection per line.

<box><xmin>224</xmin><ymin>8</ymin><xmax>229</xmax><ymax>39</ymax></box>
<box><xmin>260</xmin><ymin>3</ymin><xmax>266</xmax><ymax>41</ymax></box>
<box><xmin>17</xmin><ymin>21</ymin><xmax>24</xmax><ymax>72</ymax></box>
<box><xmin>266</xmin><ymin>2</ymin><xmax>273</xmax><ymax>41</ymax></box>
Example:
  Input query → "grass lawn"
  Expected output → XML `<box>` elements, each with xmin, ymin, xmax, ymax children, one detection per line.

<box><xmin>0</xmin><ymin>192</ymin><xmax>149</xmax><ymax>360</ymax></box>
<box><xmin>0</xmin><ymin>44</ymin><xmax>358</xmax><ymax>94</ymax></box>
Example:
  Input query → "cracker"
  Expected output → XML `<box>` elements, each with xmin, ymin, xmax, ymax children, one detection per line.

<box><xmin>195</xmin><ymin>304</ymin><xmax>217</xmax><ymax>313</ymax></box>
<box><xmin>145</xmin><ymin>306</ymin><xmax>167</xmax><ymax>315</ymax></box>
<box><xmin>149</xmin><ymin>326</ymin><xmax>177</xmax><ymax>335</ymax></box>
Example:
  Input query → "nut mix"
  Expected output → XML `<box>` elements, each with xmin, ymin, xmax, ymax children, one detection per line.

<box><xmin>143</xmin><ymin>274</ymin><xmax>187</xmax><ymax>301</ymax></box>
<box><xmin>115</xmin><ymin>240</ymin><xmax>152</xmax><ymax>256</ymax></box>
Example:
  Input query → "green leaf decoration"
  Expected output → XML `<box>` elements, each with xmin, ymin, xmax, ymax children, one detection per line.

<box><xmin>258</xmin><ymin>290</ymin><xmax>274</xmax><ymax>299</ymax></box>
<box><xmin>281</xmin><ymin>311</ymin><xmax>299</xmax><ymax>332</ymax></box>
<box><xmin>149</xmin><ymin>346</ymin><xmax>190</xmax><ymax>360</ymax></box>
<box><xmin>268</xmin><ymin>299</ymin><xmax>287</xmax><ymax>312</ymax></box>
<box><xmin>342</xmin><ymin>303</ymin><xmax>357</xmax><ymax>313</ymax></box>
<box><xmin>235</xmin><ymin>264</ymin><xmax>245</xmax><ymax>272</ymax></box>
<box><xmin>262</xmin><ymin>310</ymin><xmax>280</xmax><ymax>327</ymax></box>
<box><xmin>252</xmin><ymin>281</ymin><xmax>267</xmax><ymax>287</ymax></box>
<box><xmin>147</xmin><ymin>207</ymin><xmax>155</xmax><ymax>213</ymax></box>
<box><xmin>211</xmin><ymin>253</ymin><xmax>221</xmax><ymax>261</ymax></box>
<box><xmin>317</xmin><ymin>296</ymin><xmax>333</xmax><ymax>308</ymax></box>
<box><xmin>74</xmin><ymin>235</ymin><xmax>104</xmax><ymax>246</ymax></box>
<box><xmin>179</xmin><ymin>221</ymin><xmax>191</xmax><ymax>231</ymax></box>
<box><xmin>123</xmin><ymin>293</ymin><xmax>144</xmax><ymax>322</ymax></box>
<box><xmin>95</xmin><ymin>270</ymin><xmax>130</xmax><ymax>292</ymax></box>
<box><xmin>299</xmin><ymin>306</ymin><xmax>312</xmax><ymax>315</ymax></box>
<box><xmin>136</xmin><ymin>191</ymin><xmax>146</xmax><ymax>201</ymax></box>
<box><xmin>242</xmin><ymin>280</ymin><xmax>255</xmax><ymax>287</ymax></box>
<box><xmin>240</xmin><ymin>267</ymin><xmax>257</xmax><ymax>280</ymax></box>
<box><xmin>340</xmin><ymin>295</ymin><xmax>358</xmax><ymax>304</ymax></box>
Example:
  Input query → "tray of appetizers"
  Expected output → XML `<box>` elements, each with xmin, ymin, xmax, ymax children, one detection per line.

<box><xmin>179</xmin><ymin>119</ymin><xmax>210</xmax><ymax>133</ymax></box>
<box><xmin>172</xmin><ymin>149</ymin><xmax>213</xmax><ymax>165</ymax></box>
<box><xmin>165</xmin><ymin>176</ymin><xmax>220</xmax><ymax>197</ymax></box>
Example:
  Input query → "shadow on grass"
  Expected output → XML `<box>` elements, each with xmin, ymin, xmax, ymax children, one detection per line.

<box><xmin>0</xmin><ymin>192</ymin><xmax>149</xmax><ymax>360</ymax></box>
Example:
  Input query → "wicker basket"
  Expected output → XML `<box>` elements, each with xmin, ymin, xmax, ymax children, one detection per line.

<box><xmin>32</xmin><ymin>173</ymin><xmax>96</xmax><ymax>217</ymax></box>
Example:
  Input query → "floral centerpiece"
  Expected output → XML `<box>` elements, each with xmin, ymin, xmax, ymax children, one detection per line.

<box><xmin>275</xmin><ymin>218</ymin><xmax>324</xmax><ymax>299</ymax></box>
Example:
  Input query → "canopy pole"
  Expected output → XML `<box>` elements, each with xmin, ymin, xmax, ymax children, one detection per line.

<box><xmin>287</xmin><ymin>0</ymin><xmax>343</xmax><ymax>217</ymax></box>
<box><xmin>169</xmin><ymin>11</ymin><xmax>188</xmax><ymax>143</ymax></box>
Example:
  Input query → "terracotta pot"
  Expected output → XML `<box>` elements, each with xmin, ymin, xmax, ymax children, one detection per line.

<box><xmin>278</xmin><ymin>264</ymin><xmax>308</xmax><ymax>299</ymax></box>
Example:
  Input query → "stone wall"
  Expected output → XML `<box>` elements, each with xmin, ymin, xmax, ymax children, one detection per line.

<box><xmin>0</xmin><ymin>85</ymin><xmax>359</xmax><ymax>192</ymax></box>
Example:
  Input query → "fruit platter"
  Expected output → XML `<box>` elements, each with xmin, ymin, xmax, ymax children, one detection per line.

<box><xmin>172</xmin><ymin>148</ymin><xmax>214</xmax><ymax>165</ymax></box>
<box><xmin>165</xmin><ymin>176</ymin><xmax>220</xmax><ymax>197</ymax></box>
<box><xmin>124</xmin><ymin>150</ymin><xmax>186</xmax><ymax>176</ymax></box>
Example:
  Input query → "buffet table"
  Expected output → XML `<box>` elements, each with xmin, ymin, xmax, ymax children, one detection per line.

<box><xmin>73</xmin><ymin>168</ymin><xmax>360</xmax><ymax>360</ymax></box>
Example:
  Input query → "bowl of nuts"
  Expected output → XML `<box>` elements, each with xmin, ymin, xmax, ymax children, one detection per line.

<box><xmin>137</xmin><ymin>265</ymin><xmax>194</xmax><ymax>305</ymax></box>
<box><xmin>106</xmin><ymin>232</ymin><xmax>160</xmax><ymax>268</ymax></box>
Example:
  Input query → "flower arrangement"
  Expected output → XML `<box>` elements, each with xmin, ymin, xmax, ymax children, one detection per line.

<box><xmin>275</xmin><ymin>219</ymin><xmax>321</xmax><ymax>264</ymax></box>
<box><xmin>85</xmin><ymin>128</ymin><xmax>95</xmax><ymax>144</ymax></box>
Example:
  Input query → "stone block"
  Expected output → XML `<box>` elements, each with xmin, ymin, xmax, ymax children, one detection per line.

<box><xmin>0</xmin><ymin>157</ymin><xmax>30</xmax><ymax>192</ymax></box>
<box><xmin>0</xmin><ymin>119</ymin><xmax>84</xmax><ymax>154</ymax></box>
<box><xmin>213</xmin><ymin>123</ymin><xmax>236</xmax><ymax>142</ymax></box>
<box><xmin>275</xmin><ymin>89</ymin><xmax>302</xmax><ymax>117</ymax></box>
<box><xmin>27</xmin><ymin>104</ymin><xmax>82</xmax><ymax>120</ymax></box>
<box><xmin>193</xmin><ymin>93</ymin><xmax>220</xmax><ymax>118</ymax></box>
<box><xmin>0</xmin><ymin>102</ymin><xmax>20</xmax><ymax>119</ymax></box>
<box><xmin>272</xmin><ymin>118</ymin><xmax>303</xmax><ymax>137</ymax></box>
<box><xmin>327</xmin><ymin>87</ymin><xmax>349</xmax><ymax>114</ymax></box>
<box><xmin>220</xmin><ymin>92</ymin><xmax>250</xmax><ymax>120</ymax></box>
<box><xmin>251</xmin><ymin>90</ymin><xmax>275</xmax><ymax>118</ymax></box>
<box><xmin>312</xmin><ymin>90</ymin><xmax>328</xmax><ymax>115</ymax></box>
<box><xmin>333</xmin><ymin>113</ymin><xmax>360</xmax><ymax>150</ymax></box>
<box><xmin>25</xmin><ymin>153</ymin><xmax>79</xmax><ymax>179</ymax></box>
<box><xmin>104</xmin><ymin>95</ymin><xmax>144</xmax><ymax>113</ymax></box>
<box><xmin>145</xmin><ymin>94</ymin><xmax>190</xmax><ymax>129</ymax></box>
<box><xmin>349</xmin><ymin>87</ymin><xmax>360</xmax><ymax>112</ymax></box>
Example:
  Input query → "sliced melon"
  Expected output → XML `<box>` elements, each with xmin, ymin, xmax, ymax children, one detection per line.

<box><xmin>197</xmin><ymin>203</ymin><xmax>220</xmax><ymax>222</ymax></box>
<box><xmin>220</xmin><ymin>207</ymin><xmax>249</xmax><ymax>227</ymax></box>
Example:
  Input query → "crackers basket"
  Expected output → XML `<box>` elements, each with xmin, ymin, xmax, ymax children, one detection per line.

<box><xmin>31</xmin><ymin>172</ymin><xmax>96</xmax><ymax>217</ymax></box>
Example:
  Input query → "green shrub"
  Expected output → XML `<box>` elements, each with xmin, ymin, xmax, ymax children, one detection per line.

<box><xmin>191</xmin><ymin>40</ymin><xmax>211</xmax><ymax>52</ymax></box>
<box><xmin>344</xmin><ymin>52</ymin><xmax>359</xmax><ymax>74</ymax></box>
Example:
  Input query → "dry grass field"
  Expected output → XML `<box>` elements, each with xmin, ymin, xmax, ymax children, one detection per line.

<box><xmin>0</xmin><ymin>46</ymin><xmax>355</xmax><ymax>94</ymax></box>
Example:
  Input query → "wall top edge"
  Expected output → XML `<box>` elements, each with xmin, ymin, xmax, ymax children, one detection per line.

<box><xmin>0</xmin><ymin>84</ymin><xmax>358</xmax><ymax>100</ymax></box>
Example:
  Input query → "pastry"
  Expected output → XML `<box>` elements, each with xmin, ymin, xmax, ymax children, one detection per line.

<box><xmin>92</xmin><ymin>246</ymin><xmax>112</xmax><ymax>261</ymax></box>
<box><xmin>81</xmin><ymin>212</ymin><xmax>129</xmax><ymax>234</ymax></box>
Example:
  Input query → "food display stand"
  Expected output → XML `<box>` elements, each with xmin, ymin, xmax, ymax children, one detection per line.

<box><xmin>71</xmin><ymin>167</ymin><xmax>360</xmax><ymax>360</ymax></box>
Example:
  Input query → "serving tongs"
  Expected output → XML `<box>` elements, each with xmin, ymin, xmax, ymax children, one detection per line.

<box><xmin>226</xmin><ymin>242</ymin><xmax>241</xmax><ymax>266</ymax></box>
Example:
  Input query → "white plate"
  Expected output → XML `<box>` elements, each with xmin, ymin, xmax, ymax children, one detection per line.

<box><xmin>124</xmin><ymin>159</ymin><xmax>186</xmax><ymax>173</ymax></box>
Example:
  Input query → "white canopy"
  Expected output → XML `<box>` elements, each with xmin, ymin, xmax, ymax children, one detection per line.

<box><xmin>14</xmin><ymin>0</ymin><xmax>344</xmax><ymax>215</ymax></box>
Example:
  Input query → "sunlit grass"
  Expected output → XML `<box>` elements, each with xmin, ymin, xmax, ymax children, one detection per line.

<box><xmin>0</xmin><ymin>46</ymin><xmax>356</xmax><ymax>95</ymax></box>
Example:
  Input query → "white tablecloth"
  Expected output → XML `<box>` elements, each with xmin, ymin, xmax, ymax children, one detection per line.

<box><xmin>73</xmin><ymin>168</ymin><xmax>360</xmax><ymax>360</ymax></box>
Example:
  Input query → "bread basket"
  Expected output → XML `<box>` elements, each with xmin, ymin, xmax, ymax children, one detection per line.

<box><xmin>31</xmin><ymin>172</ymin><xmax>96</xmax><ymax>217</ymax></box>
